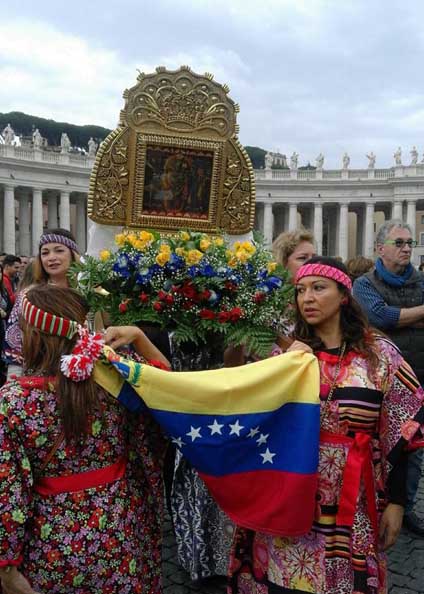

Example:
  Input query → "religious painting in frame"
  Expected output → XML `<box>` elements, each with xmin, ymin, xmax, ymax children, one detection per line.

<box><xmin>128</xmin><ymin>134</ymin><xmax>224</xmax><ymax>233</ymax></box>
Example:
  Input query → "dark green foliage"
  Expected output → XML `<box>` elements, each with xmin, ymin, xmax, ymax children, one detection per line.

<box><xmin>244</xmin><ymin>146</ymin><xmax>267</xmax><ymax>169</ymax></box>
<box><xmin>0</xmin><ymin>111</ymin><xmax>111</xmax><ymax>148</ymax></box>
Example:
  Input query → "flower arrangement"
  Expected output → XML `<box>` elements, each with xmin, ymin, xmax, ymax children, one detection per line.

<box><xmin>72</xmin><ymin>230</ymin><xmax>293</xmax><ymax>357</ymax></box>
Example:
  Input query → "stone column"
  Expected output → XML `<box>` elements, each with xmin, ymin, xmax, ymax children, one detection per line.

<box><xmin>313</xmin><ymin>203</ymin><xmax>323</xmax><ymax>255</ymax></box>
<box><xmin>3</xmin><ymin>185</ymin><xmax>16</xmax><ymax>254</ymax></box>
<box><xmin>263</xmin><ymin>202</ymin><xmax>274</xmax><ymax>246</ymax></box>
<box><xmin>32</xmin><ymin>188</ymin><xmax>44</xmax><ymax>254</ymax></box>
<box><xmin>406</xmin><ymin>200</ymin><xmax>417</xmax><ymax>241</ymax></box>
<box><xmin>392</xmin><ymin>200</ymin><xmax>403</xmax><ymax>220</ymax></box>
<box><xmin>59</xmin><ymin>190</ymin><xmax>70</xmax><ymax>230</ymax></box>
<box><xmin>364</xmin><ymin>202</ymin><xmax>375</xmax><ymax>258</ymax></box>
<box><xmin>288</xmin><ymin>202</ymin><xmax>298</xmax><ymax>231</ymax></box>
<box><xmin>338</xmin><ymin>203</ymin><xmax>349</xmax><ymax>262</ymax></box>
<box><xmin>76</xmin><ymin>196</ymin><xmax>87</xmax><ymax>252</ymax></box>
<box><xmin>19</xmin><ymin>193</ymin><xmax>31</xmax><ymax>256</ymax></box>
<box><xmin>48</xmin><ymin>194</ymin><xmax>58</xmax><ymax>228</ymax></box>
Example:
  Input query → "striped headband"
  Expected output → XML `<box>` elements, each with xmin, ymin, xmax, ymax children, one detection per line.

<box><xmin>39</xmin><ymin>233</ymin><xmax>79</xmax><ymax>254</ymax></box>
<box><xmin>294</xmin><ymin>263</ymin><xmax>352</xmax><ymax>291</ymax></box>
<box><xmin>21</xmin><ymin>295</ymin><xmax>79</xmax><ymax>339</ymax></box>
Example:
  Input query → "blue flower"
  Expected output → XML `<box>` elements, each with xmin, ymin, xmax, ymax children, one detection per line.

<box><xmin>188</xmin><ymin>266</ymin><xmax>200</xmax><ymax>278</ymax></box>
<box><xmin>199</xmin><ymin>263</ymin><xmax>216</xmax><ymax>277</ymax></box>
<box><xmin>167</xmin><ymin>253</ymin><xmax>185</xmax><ymax>272</ymax></box>
<box><xmin>264</xmin><ymin>276</ymin><xmax>283</xmax><ymax>291</ymax></box>
<box><xmin>113</xmin><ymin>254</ymin><xmax>131</xmax><ymax>278</ymax></box>
<box><xmin>135</xmin><ymin>267</ymin><xmax>152</xmax><ymax>284</ymax></box>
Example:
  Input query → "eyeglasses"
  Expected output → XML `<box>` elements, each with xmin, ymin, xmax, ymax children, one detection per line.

<box><xmin>384</xmin><ymin>239</ymin><xmax>417</xmax><ymax>248</ymax></box>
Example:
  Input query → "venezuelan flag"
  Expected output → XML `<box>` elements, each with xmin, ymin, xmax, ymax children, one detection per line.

<box><xmin>94</xmin><ymin>348</ymin><xmax>320</xmax><ymax>536</ymax></box>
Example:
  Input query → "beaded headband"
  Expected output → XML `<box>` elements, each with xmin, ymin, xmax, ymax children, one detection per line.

<box><xmin>21</xmin><ymin>295</ymin><xmax>104</xmax><ymax>381</ymax></box>
<box><xmin>294</xmin><ymin>263</ymin><xmax>352</xmax><ymax>291</ymax></box>
<box><xmin>39</xmin><ymin>233</ymin><xmax>79</xmax><ymax>254</ymax></box>
<box><xmin>22</xmin><ymin>295</ymin><xmax>79</xmax><ymax>338</ymax></box>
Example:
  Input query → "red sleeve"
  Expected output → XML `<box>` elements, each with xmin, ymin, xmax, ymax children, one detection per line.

<box><xmin>3</xmin><ymin>276</ymin><xmax>15</xmax><ymax>305</ymax></box>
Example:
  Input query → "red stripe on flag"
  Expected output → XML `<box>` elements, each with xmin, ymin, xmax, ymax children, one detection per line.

<box><xmin>198</xmin><ymin>469</ymin><xmax>317</xmax><ymax>536</ymax></box>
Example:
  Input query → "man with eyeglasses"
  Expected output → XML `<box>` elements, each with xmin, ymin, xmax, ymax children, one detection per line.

<box><xmin>354</xmin><ymin>219</ymin><xmax>424</xmax><ymax>536</ymax></box>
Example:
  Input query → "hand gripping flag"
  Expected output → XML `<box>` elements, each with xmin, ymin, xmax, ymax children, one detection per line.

<box><xmin>94</xmin><ymin>347</ymin><xmax>320</xmax><ymax>536</ymax></box>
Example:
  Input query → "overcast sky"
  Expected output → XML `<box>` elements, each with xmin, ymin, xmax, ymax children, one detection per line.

<box><xmin>1</xmin><ymin>0</ymin><xmax>423</xmax><ymax>168</ymax></box>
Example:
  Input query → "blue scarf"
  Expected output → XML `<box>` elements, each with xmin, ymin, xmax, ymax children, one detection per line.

<box><xmin>375</xmin><ymin>257</ymin><xmax>414</xmax><ymax>287</ymax></box>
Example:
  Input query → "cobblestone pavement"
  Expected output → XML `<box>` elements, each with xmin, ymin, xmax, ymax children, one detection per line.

<box><xmin>162</xmin><ymin>466</ymin><xmax>424</xmax><ymax>594</ymax></box>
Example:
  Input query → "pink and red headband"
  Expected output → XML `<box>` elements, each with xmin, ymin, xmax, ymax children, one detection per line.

<box><xmin>39</xmin><ymin>233</ymin><xmax>79</xmax><ymax>254</ymax></box>
<box><xmin>294</xmin><ymin>263</ymin><xmax>352</xmax><ymax>291</ymax></box>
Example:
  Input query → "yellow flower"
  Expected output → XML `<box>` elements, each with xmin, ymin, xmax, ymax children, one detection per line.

<box><xmin>127</xmin><ymin>233</ymin><xmax>138</xmax><ymax>247</ymax></box>
<box><xmin>226</xmin><ymin>249</ymin><xmax>234</xmax><ymax>259</ymax></box>
<box><xmin>199</xmin><ymin>238</ymin><xmax>211</xmax><ymax>251</ymax></box>
<box><xmin>159</xmin><ymin>243</ymin><xmax>171</xmax><ymax>254</ymax></box>
<box><xmin>139</xmin><ymin>230</ymin><xmax>153</xmax><ymax>243</ymax></box>
<box><xmin>227</xmin><ymin>256</ymin><xmax>238</xmax><ymax>268</ymax></box>
<box><xmin>133</xmin><ymin>240</ymin><xmax>146</xmax><ymax>251</ymax></box>
<box><xmin>115</xmin><ymin>233</ymin><xmax>126</xmax><ymax>246</ymax></box>
<box><xmin>236</xmin><ymin>250</ymin><xmax>249</xmax><ymax>263</ymax></box>
<box><xmin>186</xmin><ymin>249</ymin><xmax>203</xmax><ymax>265</ymax></box>
<box><xmin>156</xmin><ymin>252</ymin><xmax>170</xmax><ymax>266</ymax></box>
<box><xmin>233</xmin><ymin>241</ymin><xmax>242</xmax><ymax>251</ymax></box>
<box><xmin>213</xmin><ymin>237</ymin><xmax>224</xmax><ymax>247</ymax></box>
<box><xmin>175</xmin><ymin>247</ymin><xmax>186</xmax><ymax>257</ymax></box>
<box><xmin>180</xmin><ymin>231</ymin><xmax>190</xmax><ymax>241</ymax></box>
<box><xmin>267</xmin><ymin>261</ymin><xmax>277</xmax><ymax>273</ymax></box>
<box><xmin>99</xmin><ymin>250</ymin><xmax>111</xmax><ymax>261</ymax></box>
<box><xmin>242</xmin><ymin>242</ymin><xmax>256</xmax><ymax>254</ymax></box>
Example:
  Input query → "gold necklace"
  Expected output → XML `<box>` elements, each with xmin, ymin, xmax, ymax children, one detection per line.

<box><xmin>321</xmin><ymin>341</ymin><xmax>346</xmax><ymax>428</ymax></box>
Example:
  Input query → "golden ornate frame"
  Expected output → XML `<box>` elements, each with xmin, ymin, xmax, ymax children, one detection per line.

<box><xmin>88</xmin><ymin>66</ymin><xmax>255</xmax><ymax>234</ymax></box>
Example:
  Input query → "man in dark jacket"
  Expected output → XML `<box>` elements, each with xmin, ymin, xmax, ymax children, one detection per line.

<box><xmin>2</xmin><ymin>255</ymin><xmax>21</xmax><ymax>306</ymax></box>
<box><xmin>354</xmin><ymin>219</ymin><xmax>424</xmax><ymax>535</ymax></box>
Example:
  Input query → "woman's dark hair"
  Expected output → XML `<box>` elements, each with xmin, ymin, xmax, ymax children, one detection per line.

<box><xmin>22</xmin><ymin>285</ymin><xmax>101</xmax><ymax>441</ymax></box>
<box><xmin>294</xmin><ymin>256</ymin><xmax>379</xmax><ymax>371</ymax></box>
<box><xmin>33</xmin><ymin>228</ymin><xmax>77</xmax><ymax>284</ymax></box>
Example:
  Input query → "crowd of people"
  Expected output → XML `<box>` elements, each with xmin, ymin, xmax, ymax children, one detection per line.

<box><xmin>0</xmin><ymin>219</ymin><xmax>424</xmax><ymax>594</ymax></box>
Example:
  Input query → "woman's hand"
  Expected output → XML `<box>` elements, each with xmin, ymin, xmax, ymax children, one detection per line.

<box><xmin>379</xmin><ymin>503</ymin><xmax>404</xmax><ymax>550</ymax></box>
<box><xmin>286</xmin><ymin>340</ymin><xmax>313</xmax><ymax>354</ymax></box>
<box><xmin>105</xmin><ymin>326</ymin><xmax>170</xmax><ymax>369</ymax></box>
<box><xmin>0</xmin><ymin>566</ymin><xmax>41</xmax><ymax>594</ymax></box>
<box><xmin>104</xmin><ymin>326</ymin><xmax>142</xmax><ymax>350</ymax></box>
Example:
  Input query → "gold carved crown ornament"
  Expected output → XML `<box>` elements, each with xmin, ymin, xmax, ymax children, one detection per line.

<box><xmin>88</xmin><ymin>66</ymin><xmax>255</xmax><ymax>235</ymax></box>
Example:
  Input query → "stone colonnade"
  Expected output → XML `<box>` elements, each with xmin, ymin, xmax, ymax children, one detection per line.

<box><xmin>1</xmin><ymin>185</ymin><xmax>88</xmax><ymax>255</ymax></box>
<box><xmin>256</xmin><ymin>199</ymin><xmax>418</xmax><ymax>259</ymax></box>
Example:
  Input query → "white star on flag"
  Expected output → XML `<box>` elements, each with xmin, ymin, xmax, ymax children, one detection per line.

<box><xmin>256</xmin><ymin>433</ymin><xmax>269</xmax><ymax>446</ymax></box>
<box><xmin>208</xmin><ymin>419</ymin><xmax>224</xmax><ymax>435</ymax></box>
<box><xmin>229</xmin><ymin>419</ymin><xmax>244</xmax><ymax>436</ymax></box>
<box><xmin>247</xmin><ymin>426</ymin><xmax>260</xmax><ymax>438</ymax></box>
<box><xmin>186</xmin><ymin>426</ymin><xmax>202</xmax><ymax>442</ymax></box>
<box><xmin>260</xmin><ymin>448</ymin><xmax>276</xmax><ymax>464</ymax></box>
<box><xmin>171</xmin><ymin>436</ymin><xmax>185</xmax><ymax>449</ymax></box>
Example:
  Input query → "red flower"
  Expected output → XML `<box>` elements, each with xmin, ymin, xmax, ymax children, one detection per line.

<box><xmin>165</xmin><ymin>294</ymin><xmax>174</xmax><ymax>305</ymax></box>
<box><xmin>218</xmin><ymin>311</ymin><xmax>231</xmax><ymax>323</ymax></box>
<box><xmin>199</xmin><ymin>309</ymin><xmax>215</xmax><ymax>320</ymax></box>
<box><xmin>157</xmin><ymin>290</ymin><xmax>167</xmax><ymax>301</ymax></box>
<box><xmin>254</xmin><ymin>292</ymin><xmax>265</xmax><ymax>303</ymax></box>
<box><xmin>24</xmin><ymin>402</ymin><xmax>37</xmax><ymax>415</ymax></box>
<box><xmin>139</xmin><ymin>292</ymin><xmax>149</xmax><ymax>303</ymax></box>
<box><xmin>229</xmin><ymin>307</ymin><xmax>243</xmax><ymax>321</ymax></box>
<box><xmin>181</xmin><ymin>282</ymin><xmax>197</xmax><ymax>300</ymax></box>
<box><xmin>225</xmin><ymin>281</ymin><xmax>237</xmax><ymax>291</ymax></box>
<box><xmin>200</xmin><ymin>289</ymin><xmax>211</xmax><ymax>300</ymax></box>
<box><xmin>119</xmin><ymin>301</ymin><xmax>128</xmax><ymax>313</ymax></box>
<box><xmin>153</xmin><ymin>301</ymin><xmax>163</xmax><ymax>312</ymax></box>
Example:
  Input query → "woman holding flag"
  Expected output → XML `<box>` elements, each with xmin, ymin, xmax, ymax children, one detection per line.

<box><xmin>228</xmin><ymin>256</ymin><xmax>424</xmax><ymax>594</ymax></box>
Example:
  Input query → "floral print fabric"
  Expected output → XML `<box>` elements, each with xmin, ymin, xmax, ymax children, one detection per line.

<box><xmin>0</xmin><ymin>375</ymin><xmax>166</xmax><ymax>593</ymax></box>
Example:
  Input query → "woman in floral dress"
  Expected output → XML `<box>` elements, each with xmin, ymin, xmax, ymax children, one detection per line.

<box><xmin>228</xmin><ymin>256</ymin><xmax>424</xmax><ymax>594</ymax></box>
<box><xmin>0</xmin><ymin>285</ymin><xmax>169</xmax><ymax>594</ymax></box>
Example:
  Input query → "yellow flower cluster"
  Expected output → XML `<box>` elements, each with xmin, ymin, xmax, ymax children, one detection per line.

<box><xmin>226</xmin><ymin>241</ymin><xmax>257</xmax><ymax>266</ymax></box>
<box><xmin>115</xmin><ymin>231</ymin><xmax>154</xmax><ymax>251</ymax></box>
<box><xmin>156</xmin><ymin>243</ymin><xmax>171</xmax><ymax>266</ymax></box>
<box><xmin>99</xmin><ymin>250</ymin><xmax>111</xmax><ymax>261</ymax></box>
